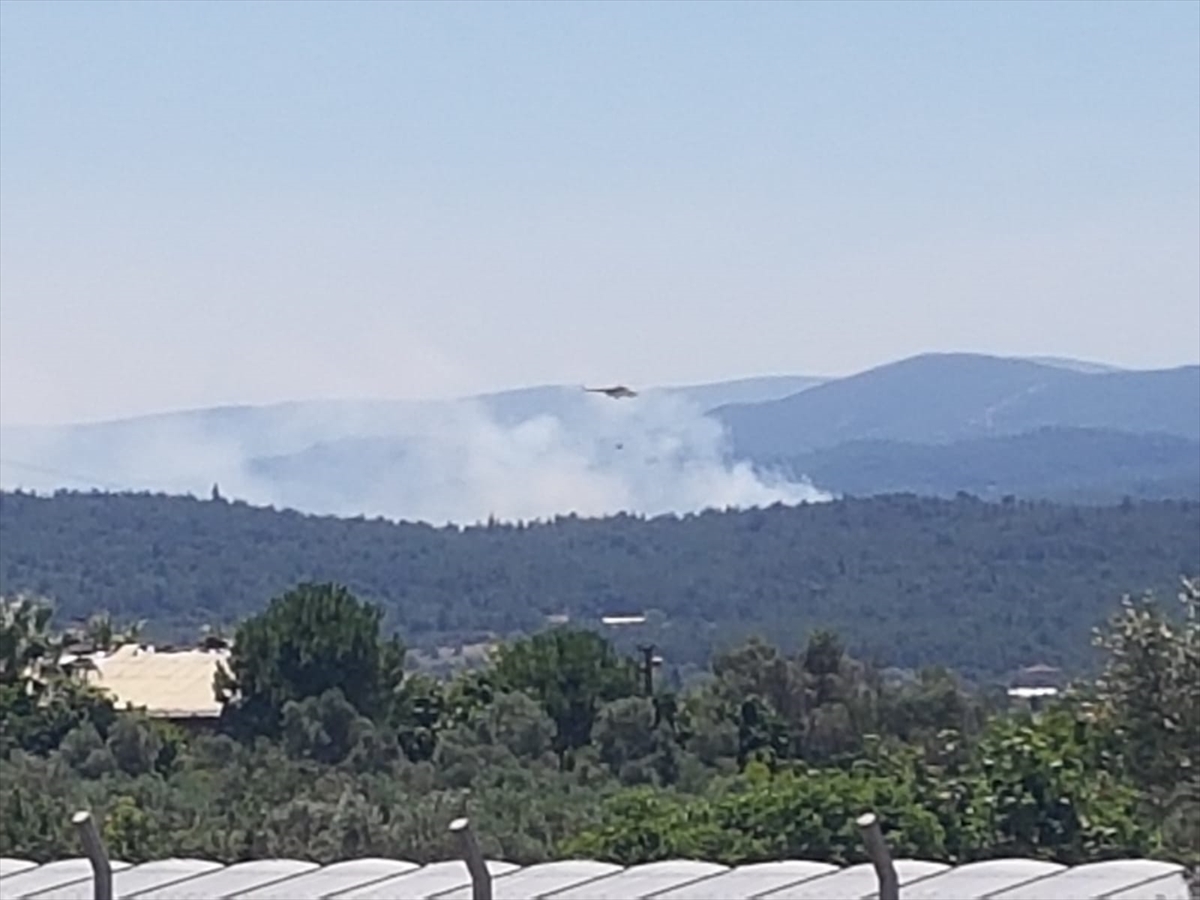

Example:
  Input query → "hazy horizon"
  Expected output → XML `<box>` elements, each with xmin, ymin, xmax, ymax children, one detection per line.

<box><xmin>2</xmin><ymin>1</ymin><xmax>1197</xmax><ymax>428</ymax></box>
<box><xmin>2</xmin><ymin>346</ymin><xmax>1195</xmax><ymax>524</ymax></box>
<box><xmin>0</xmin><ymin>349</ymin><xmax>1193</xmax><ymax>430</ymax></box>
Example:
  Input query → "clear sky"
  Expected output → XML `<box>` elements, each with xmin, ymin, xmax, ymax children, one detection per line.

<box><xmin>1</xmin><ymin>0</ymin><xmax>1197</xmax><ymax>425</ymax></box>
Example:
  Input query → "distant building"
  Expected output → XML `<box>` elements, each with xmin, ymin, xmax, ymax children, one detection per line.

<box><xmin>66</xmin><ymin>643</ymin><xmax>229</xmax><ymax>724</ymax></box>
<box><xmin>1007</xmin><ymin>663</ymin><xmax>1064</xmax><ymax>700</ymax></box>
<box><xmin>601</xmin><ymin>614</ymin><xmax>647</xmax><ymax>626</ymax></box>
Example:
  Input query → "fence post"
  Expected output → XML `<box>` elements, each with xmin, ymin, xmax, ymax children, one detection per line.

<box><xmin>857</xmin><ymin>811</ymin><xmax>899</xmax><ymax>900</ymax></box>
<box><xmin>449</xmin><ymin>816</ymin><xmax>492</xmax><ymax>900</ymax></box>
<box><xmin>72</xmin><ymin>810</ymin><xmax>112</xmax><ymax>900</ymax></box>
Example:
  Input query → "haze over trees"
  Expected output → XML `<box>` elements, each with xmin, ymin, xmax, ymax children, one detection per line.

<box><xmin>2</xmin><ymin>354</ymin><xmax>1196</xmax><ymax>517</ymax></box>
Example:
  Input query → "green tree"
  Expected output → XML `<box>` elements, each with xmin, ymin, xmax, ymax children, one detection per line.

<box><xmin>79</xmin><ymin>611</ymin><xmax>145</xmax><ymax>653</ymax></box>
<box><xmin>957</xmin><ymin>708</ymin><xmax>1153</xmax><ymax>863</ymax></box>
<box><xmin>0</xmin><ymin>594</ymin><xmax>60</xmax><ymax>685</ymax></box>
<box><xmin>0</xmin><ymin>595</ymin><xmax>115</xmax><ymax>757</ymax></box>
<box><xmin>1089</xmin><ymin>576</ymin><xmax>1200</xmax><ymax>864</ymax></box>
<box><xmin>1092</xmin><ymin>578</ymin><xmax>1199</xmax><ymax>789</ymax></box>
<box><xmin>215</xmin><ymin>583</ymin><xmax>406</xmax><ymax>739</ymax></box>
<box><xmin>280</xmin><ymin>688</ymin><xmax>375</xmax><ymax>767</ymax></box>
<box><xmin>491</xmin><ymin>629</ymin><xmax>639</xmax><ymax>764</ymax></box>
<box><xmin>106</xmin><ymin>715</ymin><xmax>163</xmax><ymax>777</ymax></box>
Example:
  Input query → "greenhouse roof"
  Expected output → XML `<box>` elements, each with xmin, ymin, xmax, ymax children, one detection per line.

<box><xmin>0</xmin><ymin>855</ymin><xmax>1188</xmax><ymax>899</ymax></box>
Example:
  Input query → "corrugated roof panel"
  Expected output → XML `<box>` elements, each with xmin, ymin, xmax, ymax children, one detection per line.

<box><xmin>127</xmin><ymin>859</ymin><xmax>319</xmax><ymax>899</ymax></box>
<box><xmin>433</xmin><ymin>860</ymin><xmax>624</xmax><ymax>899</ymax></box>
<box><xmin>890</xmin><ymin>858</ymin><xmax>1066</xmax><ymax>900</ymax></box>
<box><xmin>5</xmin><ymin>855</ymin><xmax>1188</xmax><ymax>900</ymax></box>
<box><xmin>26</xmin><ymin>858</ymin><xmax>225</xmax><ymax>900</ymax></box>
<box><xmin>232</xmin><ymin>858</ymin><xmax>419</xmax><ymax>899</ymax></box>
<box><xmin>0</xmin><ymin>859</ymin><xmax>38</xmax><ymax>878</ymax></box>
<box><xmin>0</xmin><ymin>859</ymin><xmax>132</xmax><ymax>899</ymax></box>
<box><xmin>1098</xmin><ymin>871</ymin><xmax>1191</xmax><ymax>900</ymax></box>
<box><xmin>647</xmin><ymin>860</ymin><xmax>840</xmax><ymax>899</ymax></box>
<box><xmin>985</xmin><ymin>860</ymin><xmax>1188</xmax><ymax>900</ymax></box>
<box><xmin>542</xmin><ymin>860</ymin><xmax>729</xmax><ymax>899</ymax></box>
<box><xmin>756</xmin><ymin>859</ymin><xmax>950</xmax><ymax>899</ymax></box>
<box><xmin>330</xmin><ymin>860</ymin><xmax>519</xmax><ymax>900</ymax></box>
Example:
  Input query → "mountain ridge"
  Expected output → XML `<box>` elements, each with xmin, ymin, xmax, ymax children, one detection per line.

<box><xmin>715</xmin><ymin>354</ymin><xmax>1199</xmax><ymax>457</ymax></box>
<box><xmin>2</xmin><ymin>353</ymin><xmax>1196</xmax><ymax>518</ymax></box>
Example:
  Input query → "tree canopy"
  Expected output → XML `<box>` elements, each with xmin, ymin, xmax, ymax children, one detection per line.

<box><xmin>2</xmin><ymin>490</ymin><xmax>1197</xmax><ymax>678</ymax></box>
<box><xmin>2</xmin><ymin>579</ymin><xmax>1196</xmax><ymax>872</ymax></box>
<box><xmin>215</xmin><ymin>582</ymin><xmax>406</xmax><ymax>737</ymax></box>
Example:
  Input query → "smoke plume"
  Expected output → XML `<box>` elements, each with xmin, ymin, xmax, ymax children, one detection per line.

<box><xmin>0</xmin><ymin>391</ymin><xmax>830</xmax><ymax>524</ymax></box>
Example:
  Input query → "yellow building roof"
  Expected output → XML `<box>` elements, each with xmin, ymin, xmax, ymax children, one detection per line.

<box><xmin>77</xmin><ymin>644</ymin><xmax>229</xmax><ymax>718</ymax></box>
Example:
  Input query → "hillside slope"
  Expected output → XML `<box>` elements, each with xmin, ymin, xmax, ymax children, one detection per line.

<box><xmin>3</xmin><ymin>355</ymin><xmax>1195</xmax><ymax>518</ymax></box>
<box><xmin>1</xmin><ymin>490</ymin><xmax>1196</xmax><ymax>678</ymax></box>
<box><xmin>776</xmin><ymin>428</ymin><xmax>1200</xmax><ymax>503</ymax></box>
<box><xmin>715</xmin><ymin>354</ymin><xmax>1199</xmax><ymax>457</ymax></box>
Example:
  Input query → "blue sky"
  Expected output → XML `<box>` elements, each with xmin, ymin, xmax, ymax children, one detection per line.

<box><xmin>1</xmin><ymin>0</ymin><xmax>1197</xmax><ymax>424</ymax></box>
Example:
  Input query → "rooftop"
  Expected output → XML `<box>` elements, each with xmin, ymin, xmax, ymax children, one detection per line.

<box><xmin>64</xmin><ymin>644</ymin><xmax>229</xmax><ymax>719</ymax></box>
<box><xmin>0</xmin><ymin>856</ymin><xmax>1188</xmax><ymax>899</ymax></box>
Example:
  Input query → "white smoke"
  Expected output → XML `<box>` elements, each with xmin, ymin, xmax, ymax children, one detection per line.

<box><xmin>0</xmin><ymin>391</ymin><xmax>830</xmax><ymax>524</ymax></box>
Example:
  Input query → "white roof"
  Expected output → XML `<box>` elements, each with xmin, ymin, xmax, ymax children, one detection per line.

<box><xmin>127</xmin><ymin>859</ymin><xmax>318</xmax><ymax>898</ymax></box>
<box><xmin>27</xmin><ymin>859</ymin><xmax>224</xmax><ymax>900</ymax></box>
<box><xmin>1</xmin><ymin>856</ymin><xmax>1187</xmax><ymax>900</ymax></box>
<box><xmin>236</xmin><ymin>859</ymin><xmax>419</xmax><ymax>899</ymax></box>
<box><xmin>543</xmin><ymin>860</ymin><xmax>728</xmax><ymax>899</ymax></box>
<box><xmin>647</xmin><ymin>860</ymin><xmax>840</xmax><ymax>899</ymax></box>
<box><xmin>1007</xmin><ymin>686</ymin><xmax>1060</xmax><ymax>698</ymax></box>
<box><xmin>892</xmin><ymin>858</ymin><xmax>1066</xmax><ymax>900</ymax></box>
<box><xmin>0</xmin><ymin>859</ymin><xmax>132</xmax><ymax>899</ymax></box>
<box><xmin>76</xmin><ymin>644</ymin><xmax>230</xmax><ymax>718</ymax></box>
<box><xmin>756</xmin><ymin>860</ymin><xmax>951</xmax><ymax>899</ymax></box>
<box><xmin>985</xmin><ymin>860</ymin><xmax>1189</xmax><ymax>899</ymax></box>
<box><xmin>0</xmin><ymin>859</ymin><xmax>38</xmax><ymax>878</ymax></box>
<box><xmin>1101</xmin><ymin>872</ymin><xmax>1192</xmax><ymax>900</ymax></box>
<box><xmin>330</xmin><ymin>860</ymin><xmax>518</xmax><ymax>899</ymax></box>
<box><xmin>433</xmin><ymin>860</ymin><xmax>622</xmax><ymax>899</ymax></box>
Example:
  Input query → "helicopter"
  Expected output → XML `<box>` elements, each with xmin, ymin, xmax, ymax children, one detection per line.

<box><xmin>583</xmin><ymin>385</ymin><xmax>638</xmax><ymax>399</ymax></box>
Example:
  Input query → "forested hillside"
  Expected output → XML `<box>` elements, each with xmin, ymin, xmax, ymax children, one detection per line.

<box><xmin>716</xmin><ymin>355</ymin><xmax>1200</xmax><ymax>457</ymax></box>
<box><xmin>2</xmin><ymin>490</ymin><xmax>1197</xmax><ymax>678</ymax></box>
<box><xmin>773</xmin><ymin>428</ymin><xmax>1200</xmax><ymax>504</ymax></box>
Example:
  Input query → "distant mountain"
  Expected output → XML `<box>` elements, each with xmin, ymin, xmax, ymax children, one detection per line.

<box><xmin>4</xmin><ymin>353</ymin><xmax>1197</xmax><ymax>517</ymax></box>
<box><xmin>716</xmin><ymin>354</ymin><xmax>1200</xmax><ymax>458</ymax></box>
<box><xmin>657</xmin><ymin>374</ymin><xmax>827</xmax><ymax>409</ymax></box>
<box><xmin>0</xmin><ymin>375</ymin><xmax>823</xmax><ymax>464</ymax></box>
<box><xmin>1020</xmin><ymin>356</ymin><xmax>1126</xmax><ymax>375</ymax></box>
<box><xmin>774</xmin><ymin>427</ymin><xmax>1200</xmax><ymax>503</ymax></box>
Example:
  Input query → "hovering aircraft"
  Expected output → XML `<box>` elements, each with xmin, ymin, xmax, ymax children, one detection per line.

<box><xmin>584</xmin><ymin>385</ymin><xmax>638</xmax><ymax>399</ymax></box>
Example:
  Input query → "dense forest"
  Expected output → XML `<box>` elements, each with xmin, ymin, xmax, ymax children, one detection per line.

<box><xmin>1</xmin><ymin>581</ymin><xmax>1196</xmax><ymax>872</ymax></box>
<box><xmin>1</xmin><ymin>490</ymin><xmax>1198</xmax><ymax>678</ymax></box>
<box><xmin>772</xmin><ymin>427</ymin><xmax>1200</xmax><ymax>504</ymax></box>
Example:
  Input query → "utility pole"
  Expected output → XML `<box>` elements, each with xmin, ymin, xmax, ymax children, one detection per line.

<box><xmin>637</xmin><ymin>644</ymin><xmax>656</xmax><ymax>696</ymax></box>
